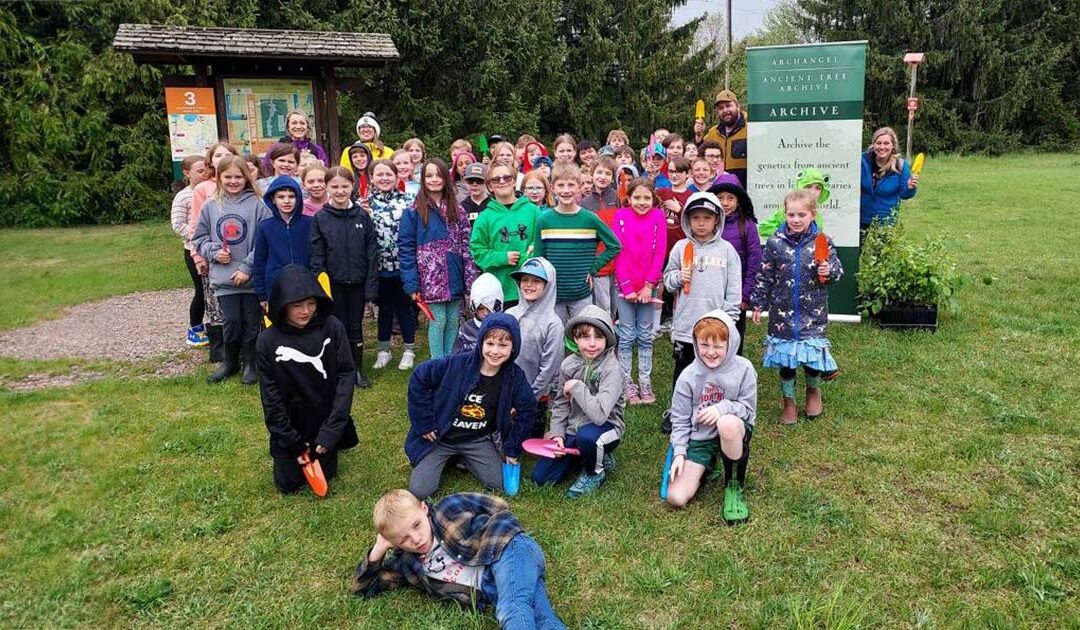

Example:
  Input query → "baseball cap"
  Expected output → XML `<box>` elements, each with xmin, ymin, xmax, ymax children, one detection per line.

<box><xmin>714</xmin><ymin>89</ymin><xmax>739</xmax><ymax>104</ymax></box>
<box><xmin>683</xmin><ymin>192</ymin><xmax>723</xmax><ymax>216</ymax></box>
<box><xmin>510</xmin><ymin>258</ymin><xmax>549</xmax><ymax>283</ymax></box>
<box><xmin>463</xmin><ymin>162</ymin><xmax>488</xmax><ymax>182</ymax></box>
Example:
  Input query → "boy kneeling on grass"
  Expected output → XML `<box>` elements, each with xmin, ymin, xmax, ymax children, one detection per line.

<box><xmin>257</xmin><ymin>264</ymin><xmax>358</xmax><ymax>494</ymax></box>
<box><xmin>352</xmin><ymin>490</ymin><xmax>567</xmax><ymax>629</ymax></box>
<box><xmin>666</xmin><ymin>310</ymin><xmax>757</xmax><ymax>525</ymax></box>
<box><xmin>532</xmin><ymin>305</ymin><xmax>626</xmax><ymax>498</ymax></box>
<box><xmin>405</xmin><ymin>313</ymin><xmax>535</xmax><ymax>500</ymax></box>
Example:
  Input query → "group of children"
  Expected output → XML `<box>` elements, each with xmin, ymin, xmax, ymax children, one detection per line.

<box><xmin>169</xmin><ymin>112</ymin><xmax>844</xmax><ymax>629</ymax></box>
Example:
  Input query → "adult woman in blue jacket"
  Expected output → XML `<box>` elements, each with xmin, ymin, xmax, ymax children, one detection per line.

<box><xmin>860</xmin><ymin>127</ymin><xmax>919</xmax><ymax>231</ymax></box>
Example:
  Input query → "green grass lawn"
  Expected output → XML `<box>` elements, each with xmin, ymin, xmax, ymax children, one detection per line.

<box><xmin>1</xmin><ymin>153</ymin><xmax>1079</xmax><ymax>628</ymax></box>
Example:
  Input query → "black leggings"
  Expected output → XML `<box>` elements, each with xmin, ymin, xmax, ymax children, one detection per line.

<box><xmin>779</xmin><ymin>366</ymin><xmax>821</xmax><ymax>379</ymax></box>
<box><xmin>218</xmin><ymin>293</ymin><xmax>261</xmax><ymax>344</ymax></box>
<box><xmin>331</xmin><ymin>282</ymin><xmax>366</xmax><ymax>345</ymax></box>
<box><xmin>183</xmin><ymin>248</ymin><xmax>205</xmax><ymax>327</ymax></box>
<box><xmin>376</xmin><ymin>276</ymin><xmax>416</xmax><ymax>344</ymax></box>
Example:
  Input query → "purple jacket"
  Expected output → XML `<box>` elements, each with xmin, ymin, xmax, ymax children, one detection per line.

<box><xmin>720</xmin><ymin>213</ymin><xmax>762</xmax><ymax>305</ymax></box>
<box><xmin>398</xmin><ymin>200</ymin><xmax>480</xmax><ymax>303</ymax></box>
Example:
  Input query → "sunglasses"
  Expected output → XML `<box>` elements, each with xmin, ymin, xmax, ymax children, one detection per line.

<box><xmin>489</xmin><ymin>175</ymin><xmax>514</xmax><ymax>184</ymax></box>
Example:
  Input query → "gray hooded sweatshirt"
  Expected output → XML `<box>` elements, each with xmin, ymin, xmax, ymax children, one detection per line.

<box><xmin>669</xmin><ymin>309</ymin><xmax>758</xmax><ymax>459</ymax></box>
<box><xmin>506</xmin><ymin>257</ymin><xmax>565</xmax><ymax>398</ymax></box>
<box><xmin>192</xmin><ymin>189</ymin><xmax>272</xmax><ymax>297</ymax></box>
<box><xmin>662</xmin><ymin>206</ymin><xmax>742</xmax><ymax>344</ymax></box>
<box><xmin>548</xmin><ymin>305</ymin><xmax>626</xmax><ymax>439</ymax></box>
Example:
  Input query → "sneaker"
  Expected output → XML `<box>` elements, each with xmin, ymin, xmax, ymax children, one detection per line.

<box><xmin>566</xmin><ymin>470</ymin><xmax>606</xmax><ymax>498</ymax></box>
<box><xmin>638</xmin><ymin>380</ymin><xmax>656</xmax><ymax>404</ymax></box>
<box><xmin>186</xmin><ymin>324</ymin><xmax>209</xmax><ymax>348</ymax></box>
<box><xmin>624</xmin><ymin>381</ymin><xmax>640</xmax><ymax>405</ymax></box>
<box><xmin>659</xmin><ymin>409</ymin><xmax>673</xmax><ymax>434</ymax></box>
<box><xmin>602</xmin><ymin>453</ymin><xmax>616</xmax><ymax>474</ymax></box>
<box><xmin>398</xmin><ymin>350</ymin><xmax>416</xmax><ymax>370</ymax></box>
<box><xmin>722</xmin><ymin>481</ymin><xmax>749</xmax><ymax>525</ymax></box>
<box><xmin>373</xmin><ymin>351</ymin><xmax>392</xmax><ymax>369</ymax></box>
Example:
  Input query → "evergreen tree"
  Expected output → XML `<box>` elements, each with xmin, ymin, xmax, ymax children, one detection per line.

<box><xmin>797</xmin><ymin>0</ymin><xmax>1080</xmax><ymax>153</ymax></box>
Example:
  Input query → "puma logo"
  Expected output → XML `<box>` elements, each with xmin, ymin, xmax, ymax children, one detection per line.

<box><xmin>275</xmin><ymin>338</ymin><xmax>331</xmax><ymax>379</ymax></box>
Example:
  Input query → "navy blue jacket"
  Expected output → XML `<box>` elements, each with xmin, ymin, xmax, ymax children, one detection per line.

<box><xmin>405</xmin><ymin>313</ymin><xmax>536</xmax><ymax>466</ymax></box>
<box><xmin>860</xmin><ymin>151</ymin><xmax>917</xmax><ymax>227</ymax></box>
<box><xmin>254</xmin><ymin>177</ymin><xmax>312</xmax><ymax>301</ymax></box>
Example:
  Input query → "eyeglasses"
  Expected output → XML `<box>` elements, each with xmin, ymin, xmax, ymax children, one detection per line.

<box><xmin>489</xmin><ymin>175</ymin><xmax>514</xmax><ymax>184</ymax></box>
<box><xmin>523</xmin><ymin>186</ymin><xmax>546</xmax><ymax>193</ymax></box>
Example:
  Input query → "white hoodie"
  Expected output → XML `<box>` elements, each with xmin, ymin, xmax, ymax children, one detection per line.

<box><xmin>507</xmin><ymin>257</ymin><xmax>565</xmax><ymax>398</ymax></box>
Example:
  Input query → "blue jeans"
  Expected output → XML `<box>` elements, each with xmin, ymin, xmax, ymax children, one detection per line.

<box><xmin>427</xmin><ymin>298</ymin><xmax>461</xmax><ymax>359</ymax></box>
<box><xmin>483</xmin><ymin>534</ymin><xmax>566</xmax><ymax>630</ymax></box>
<box><xmin>615</xmin><ymin>295</ymin><xmax>655</xmax><ymax>382</ymax></box>
<box><xmin>531</xmin><ymin>422</ymin><xmax>621</xmax><ymax>482</ymax></box>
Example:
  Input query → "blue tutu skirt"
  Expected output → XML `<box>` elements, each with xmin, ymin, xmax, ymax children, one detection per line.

<box><xmin>761</xmin><ymin>335</ymin><xmax>838</xmax><ymax>372</ymax></box>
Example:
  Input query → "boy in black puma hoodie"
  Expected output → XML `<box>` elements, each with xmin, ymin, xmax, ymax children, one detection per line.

<box><xmin>257</xmin><ymin>264</ymin><xmax>360</xmax><ymax>494</ymax></box>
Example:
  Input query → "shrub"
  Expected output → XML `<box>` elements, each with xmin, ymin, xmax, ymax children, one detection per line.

<box><xmin>857</xmin><ymin>219</ymin><xmax>962</xmax><ymax>316</ymax></box>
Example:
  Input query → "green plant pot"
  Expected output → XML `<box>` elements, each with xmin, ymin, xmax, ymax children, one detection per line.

<box><xmin>872</xmin><ymin>304</ymin><xmax>938</xmax><ymax>332</ymax></box>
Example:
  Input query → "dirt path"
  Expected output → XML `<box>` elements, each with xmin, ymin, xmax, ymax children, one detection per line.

<box><xmin>0</xmin><ymin>289</ymin><xmax>205</xmax><ymax>389</ymax></box>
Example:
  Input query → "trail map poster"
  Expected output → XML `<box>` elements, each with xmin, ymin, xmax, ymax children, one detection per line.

<box><xmin>164</xmin><ymin>87</ymin><xmax>218</xmax><ymax>179</ymax></box>
<box><xmin>222</xmin><ymin>78</ymin><xmax>317</xmax><ymax>157</ymax></box>
<box><xmin>746</xmin><ymin>41</ymin><xmax>867</xmax><ymax>318</ymax></box>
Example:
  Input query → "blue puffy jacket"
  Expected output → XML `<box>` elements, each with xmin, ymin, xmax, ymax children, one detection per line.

<box><xmin>860</xmin><ymin>151</ymin><xmax>917</xmax><ymax>227</ymax></box>
<box><xmin>254</xmin><ymin>177</ymin><xmax>311</xmax><ymax>302</ymax></box>
<box><xmin>404</xmin><ymin>313</ymin><xmax>536</xmax><ymax>466</ymax></box>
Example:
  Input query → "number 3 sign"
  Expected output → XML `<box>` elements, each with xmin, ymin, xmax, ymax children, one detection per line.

<box><xmin>165</xmin><ymin>87</ymin><xmax>215</xmax><ymax>115</ymax></box>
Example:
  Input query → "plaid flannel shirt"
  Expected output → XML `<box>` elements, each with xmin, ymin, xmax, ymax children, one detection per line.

<box><xmin>351</xmin><ymin>493</ymin><xmax>524</xmax><ymax>609</ymax></box>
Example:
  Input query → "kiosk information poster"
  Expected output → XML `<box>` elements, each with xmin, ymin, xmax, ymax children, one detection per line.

<box><xmin>164</xmin><ymin>87</ymin><xmax>219</xmax><ymax>180</ymax></box>
<box><xmin>746</xmin><ymin>41</ymin><xmax>867</xmax><ymax>318</ymax></box>
<box><xmin>222</xmin><ymin>78</ymin><xmax>317</xmax><ymax>157</ymax></box>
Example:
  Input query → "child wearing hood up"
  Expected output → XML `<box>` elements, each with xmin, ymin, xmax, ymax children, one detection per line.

<box><xmin>665</xmin><ymin>310</ymin><xmax>757</xmax><ymax>525</ymax></box>
<box><xmin>257</xmin><ymin>264</ymin><xmax>359</xmax><ymax>494</ymax></box>
<box><xmin>660</xmin><ymin>192</ymin><xmax>742</xmax><ymax>433</ymax></box>
<box><xmin>346</xmin><ymin>142</ymin><xmax>373</xmax><ymax>201</ymax></box>
<box><xmin>453</xmin><ymin>273</ymin><xmax>504</xmax><ymax>354</ymax></box>
<box><xmin>506</xmin><ymin>258</ymin><xmax>565</xmax><ymax>436</ymax></box>
<box><xmin>758</xmin><ymin>168</ymin><xmax>830</xmax><ymax>238</ymax></box>
<box><xmin>253</xmin><ymin>176</ymin><xmax>311</xmax><ymax>311</ymax></box>
<box><xmin>533</xmin><ymin>305</ymin><xmax>626</xmax><ymax>498</ymax></box>
<box><xmin>405</xmin><ymin>313</ymin><xmax>536</xmax><ymax>499</ymax></box>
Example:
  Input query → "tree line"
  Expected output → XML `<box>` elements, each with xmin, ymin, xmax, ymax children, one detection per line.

<box><xmin>0</xmin><ymin>0</ymin><xmax>1076</xmax><ymax>227</ymax></box>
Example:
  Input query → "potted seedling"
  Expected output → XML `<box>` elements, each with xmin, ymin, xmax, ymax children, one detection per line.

<box><xmin>857</xmin><ymin>219</ymin><xmax>961</xmax><ymax>331</ymax></box>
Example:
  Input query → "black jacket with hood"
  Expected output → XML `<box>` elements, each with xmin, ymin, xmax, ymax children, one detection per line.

<box><xmin>256</xmin><ymin>264</ymin><xmax>359</xmax><ymax>458</ymax></box>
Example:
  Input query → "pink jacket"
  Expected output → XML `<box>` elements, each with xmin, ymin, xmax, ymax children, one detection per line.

<box><xmin>612</xmin><ymin>207</ymin><xmax>667</xmax><ymax>295</ymax></box>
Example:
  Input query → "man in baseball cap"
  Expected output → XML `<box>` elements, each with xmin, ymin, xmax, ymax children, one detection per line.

<box><xmin>694</xmin><ymin>90</ymin><xmax>749</xmax><ymax>188</ymax></box>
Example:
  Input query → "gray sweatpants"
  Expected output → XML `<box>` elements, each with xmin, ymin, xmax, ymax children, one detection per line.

<box><xmin>409</xmin><ymin>437</ymin><xmax>503</xmax><ymax>499</ymax></box>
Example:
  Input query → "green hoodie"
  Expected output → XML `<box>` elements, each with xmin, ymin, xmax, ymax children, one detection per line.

<box><xmin>469</xmin><ymin>196</ymin><xmax>541</xmax><ymax>302</ymax></box>
<box><xmin>758</xmin><ymin>168</ymin><xmax>830</xmax><ymax>239</ymax></box>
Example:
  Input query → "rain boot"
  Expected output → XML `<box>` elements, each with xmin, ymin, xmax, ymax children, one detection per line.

<box><xmin>805</xmin><ymin>373</ymin><xmax>823</xmax><ymax>419</ymax></box>
<box><xmin>780</xmin><ymin>377</ymin><xmax>798</xmax><ymax>425</ymax></box>
<box><xmin>206</xmin><ymin>324</ymin><xmax>224</xmax><ymax>363</ymax></box>
<box><xmin>354</xmin><ymin>343</ymin><xmax>371</xmax><ymax>388</ymax></box>
<box><xmin>207</xmin><ymin>342</ymin><xmax>239</xmax><ymax>383</ymax></box>
<box><xmin>241</xmin><ymin>341</ymin><xmax>258</xmax><ymax>385</ymax></box>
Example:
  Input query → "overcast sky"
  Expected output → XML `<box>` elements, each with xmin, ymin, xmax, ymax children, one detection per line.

<box><xmin>671</xmin><ymin>0</ymin><xmax>780</xmax><ymax>38</ymax></box>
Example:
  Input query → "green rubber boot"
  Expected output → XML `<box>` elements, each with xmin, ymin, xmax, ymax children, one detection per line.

<box><xmin>722</xmin><ymin>480</ymin><xmax>749</xmax><ymax>525</ymax></box>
